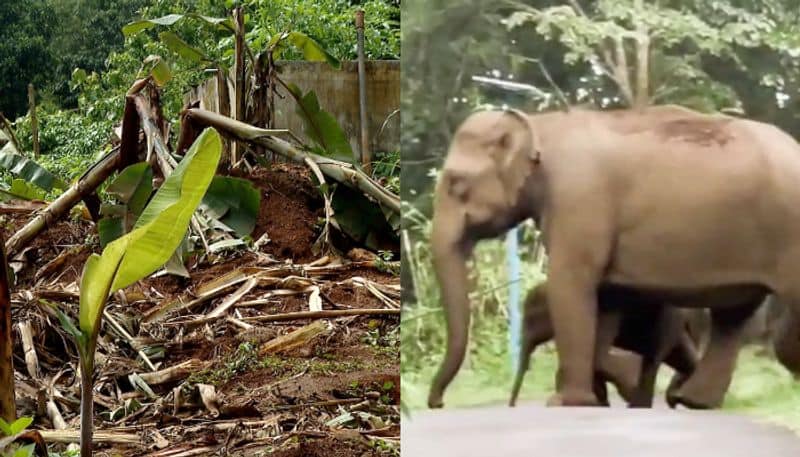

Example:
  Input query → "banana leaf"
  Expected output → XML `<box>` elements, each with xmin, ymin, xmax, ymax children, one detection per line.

<box><xmin>0</xmin><ymin>142</ymin><xmax>66</xmax><ymax>191</ymax></box>
<box><xmin>201</xmin><ymin>176</ymin><xmax>260</xmax><ymax>237</ymax></box>
<box><xmin>285</xmin><ymin>84</ymin><xmax>353</xmax><ymax>162</ymax></box>
<box><xmin>123</xmin><ymin>13</ymin><xmax>234</xmax><ymax>37</ymax></box>
<box><xmin>79</xmin><ymin>128</ymin><xmax>222</xmax><ymax>336</ymax></box>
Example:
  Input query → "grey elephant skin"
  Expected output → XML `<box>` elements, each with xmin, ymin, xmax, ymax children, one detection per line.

<box><xmin>509</xmin><ymin>283</ymin><xmax>701</xmax><ymax>408</ymax></box>
<box><xmin>428</xmin><ymin>105</ymin><xmax>800</xmax><ymax>409</ymax></box>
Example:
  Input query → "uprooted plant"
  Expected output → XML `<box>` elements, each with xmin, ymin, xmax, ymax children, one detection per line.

<box><xmin>57</xmin><ymin>128</ymin><xmax>222</xmax><ymax>456</ymax></box>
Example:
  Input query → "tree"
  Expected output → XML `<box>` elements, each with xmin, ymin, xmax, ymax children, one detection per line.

<box><xmin>0</xmin><ymin>0</ymin><xmax>55</xmax><ymax>118</ymax></box>
<box><xmin>402</xmin><ymin>0</ymin><xmax>800</xmax><ymax>209</ymax></box>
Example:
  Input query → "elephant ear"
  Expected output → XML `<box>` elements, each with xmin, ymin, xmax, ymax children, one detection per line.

<box><xmin>501</xmin><ymin>109</ymin><xmax>540</xmax><ymax>165</ymax></box>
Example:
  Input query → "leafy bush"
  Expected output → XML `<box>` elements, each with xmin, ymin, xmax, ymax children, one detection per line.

<box><xmin>12</xmin><ymin>109</ymin><xmax>112</xmax><ymax>182</ymax></box>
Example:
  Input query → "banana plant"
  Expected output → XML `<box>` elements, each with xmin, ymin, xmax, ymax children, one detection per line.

<box><xmin>58</xmin><ymin>128</ymin><xmax>222</xmax><ymax>457</ymax></box>
<box><xmin>121</xmin><ymin>8</ymin><xmax>348</xmax><ymax>164</ymax></box>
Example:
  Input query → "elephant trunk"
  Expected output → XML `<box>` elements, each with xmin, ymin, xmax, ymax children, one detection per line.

<box><xmin>427</xmin><ymin>217</ymin><xmax>472</xmax><ymax>409</ymax></box>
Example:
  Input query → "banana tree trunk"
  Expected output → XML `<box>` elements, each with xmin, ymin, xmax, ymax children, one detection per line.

<box><xmin>182</xmin><ymin>108</ymin><xmax>400</xmax><ymax>215</ymax></box>
<box><xmin>5</xmin><ymin>148</ymin><xmax>121</xmax><ymax>258</ymax></box>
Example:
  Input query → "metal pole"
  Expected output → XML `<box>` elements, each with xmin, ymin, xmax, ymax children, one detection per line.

<box><xmin>506</xmin><ymin>227</ymin><xmax>521</xmax><ymax>371</ymax></box>
<box><xmin>355</xmin><ymin>10</ymin><xmax>371</xmax><ymax>174</ymax></box>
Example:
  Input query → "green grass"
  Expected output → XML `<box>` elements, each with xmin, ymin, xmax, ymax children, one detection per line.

<box><xmin>403</xmin><ymin>332</ymin><xmax>800</xmax><ymax>432</ymax></box>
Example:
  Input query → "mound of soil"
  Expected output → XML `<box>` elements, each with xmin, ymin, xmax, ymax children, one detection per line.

<box><xmin>244</xmin><ymin>163</ymin><xmax>323</xmax><ymax>263</ymax></box>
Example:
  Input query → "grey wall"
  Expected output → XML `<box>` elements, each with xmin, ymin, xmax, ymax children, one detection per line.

<box><xmin>184</xmin><ymin>60</ymin><xmax>400</xmax><ymax>158</ymax></box>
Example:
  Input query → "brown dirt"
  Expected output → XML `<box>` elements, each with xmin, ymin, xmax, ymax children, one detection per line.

<box><xmin>266</xmin><ymin>435</ymin><xmax>384</xmax><ymax>457</ymax></box>
<box><xmin>246</xmin><ymin>163</ymin><xmax>323</xmax><ymax>263</ymax></box>
<box><xmin>2</xmin><ymin>163</ymin><xmax>399</xmax><ymax>456</ymax></box>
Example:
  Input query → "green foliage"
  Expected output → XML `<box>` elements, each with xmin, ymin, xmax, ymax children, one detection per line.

<box><xmin>0</xmin><ymin>0</ymin><xmax>56</xmax><ymax>118</ymax></box>
<box><xmin>13</xmin><ymin>109</ymin><xmax>113</xmax><ymax>182</ymax></box>
<box><xmin>0</xmin><ymin>417</ymin><xmax>32</xmax><ymax>437</ymax></box>
<box><xmin>98</xmin><ymin>162</ymin><xmax>154</xmax><ymax>247</ymax></box>
<box><xmin>244</xmin><ymin>0</ymin><xmax>399</xmax><ymax>60</ymax></box>
<box><xmin>371</xmin><ymin>149</ymin><xmax>399</xmax><ymax>195</ymax></box>
<box><xmin>331</xmin><ymin>185</ymin><xmax>398</xmax><ymax>251</ymax></box>
<box><xmin>67</xmin><ymin>128</ymin><xmax>221</xmax><ymax>347</ymax></box>
<box><xmin>0</xmin><ymin>416</ymin><xmax>36</xmax><ymax>457</ymax></box>
<box><xmin>201</xmin><ymin>176</ymin><xmax>261</xmax><ymax>237</ymax></box>
<box><xmin>286</xmin><ymin>85</ymin><xmax>354</xmax><ymax>161</ymax></box>
<box><xmin>0</xmin><ymin>143</ymin><xmax>66</xmax><ymax>192</ymax></box>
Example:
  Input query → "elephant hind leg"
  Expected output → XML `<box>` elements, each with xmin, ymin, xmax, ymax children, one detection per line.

<box><xmin>670</xmin><ymin>302</ymin><xmax>759</xmax><ymax>409</ymax></box>
<box><xmin>664</xmin><ymin>331</ymin><xmax>700</xmax><ymax>408</ymax></box>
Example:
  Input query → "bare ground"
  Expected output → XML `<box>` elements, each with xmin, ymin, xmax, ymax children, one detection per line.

<box><xmin>3</xmin><ymin>163</ymin><xmax>400</xmax><ymax>456</ymax></box>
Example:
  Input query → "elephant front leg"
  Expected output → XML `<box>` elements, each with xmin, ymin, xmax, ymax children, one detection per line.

<box><xmin>669</xmin><ymin>303</ymin><xmax>758</xmax><ymax>409</ymax></box>
<box><xmin>545</xmin><ymin>258</ymin><xmax>603</xmax><ymax>407</ymax></box>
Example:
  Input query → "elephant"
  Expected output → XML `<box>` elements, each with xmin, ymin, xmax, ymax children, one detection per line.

<box><xmin>508</xmin><ymin>283</ymin><xmax>701</xmax><ymax>408</ymax></box>
<box><xmin>427</xmin><ymin>105</ymin><xmax>800</xmax><ymax>409</ymax></box>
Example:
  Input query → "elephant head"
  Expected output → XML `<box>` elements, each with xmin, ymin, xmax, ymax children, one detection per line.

<box><xmin>427</xmin><ymin>110</ymin><xmax>545</xmax><ymax>408</ymax></box>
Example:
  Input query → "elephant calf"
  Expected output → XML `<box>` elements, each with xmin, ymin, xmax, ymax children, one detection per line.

<box><xmin>509</xmin><ymin>284</ymin><xmax>700</xmax><ymax>408</ymax></box>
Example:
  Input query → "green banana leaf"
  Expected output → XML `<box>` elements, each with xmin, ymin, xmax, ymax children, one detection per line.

<box><xmin>159</xmin><ymin>31</ymin><xmax>209</xmax><ymax>64</ymax></box>
<box><xmin>79</xmin><ymin>128</ymin><xmax>222</xmax><ymax>336</ymax></box>
<box><xmin>286</xmin><ymin>31</ymin><xmax>341</xmax><ymax>69</ymax></box>
<box><xmin>141</xmin><ymin>55</ymin><xmax>172</xmax><ymax>86</ymax></box>
<box><xmin>0</xmin><ymin>142</ymin><xmax>66</xmax><ymax>191</ymax></box>
<box><xmin>285</xmin><ymin>84</ymin><xmax>354</xmax><ymax>162</ymax></box>
<box><xmin>123</xmin><ymin>13</ymin><xmax>234</xmax><ymax>37</ymax></box>
<box><xmin>201</xmin><ymin>176</ymin><xmax>260</xmax><ymax>237</ymax></box>
<box><xmin>99</xmin><ymin>162</ymin><xmax>153</xmax><ymax>248</ymax></box>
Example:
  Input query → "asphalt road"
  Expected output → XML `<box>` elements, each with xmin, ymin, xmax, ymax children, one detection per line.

<box><xmin>402</xmin><ymin>403</ymin><xmax>800</xmax><ymax>457</ymax></box>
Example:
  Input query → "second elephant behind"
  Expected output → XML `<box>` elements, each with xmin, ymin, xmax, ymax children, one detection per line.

<box><xmin>510</xmin><ymin>283</ymin><xmax>705</xmax><ymax>408</ymax></box>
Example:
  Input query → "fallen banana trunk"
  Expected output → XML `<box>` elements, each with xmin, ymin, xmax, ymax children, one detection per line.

<box><xmin>181</xmin><ymin>108</ymin><xmax>400</xmax><ymax>215</ymax></box>
<box><xmin>37</xmin><ymin>429</ymin><xmax>140</xmax><ymax>444</ymax></box>
<box><xmin>244</xmin><ymin>308</ymin><xmax>401</xmax><ymax>323</ymax></box>
<box><xmin>259</xmin><ymin>320</ymin><xmax>330</xmax><ymax>355</ymax></box>
<box><xmin>5</xmin><ymin>147</ymin><xmax>121</xmax><ymax>258</ymax></box>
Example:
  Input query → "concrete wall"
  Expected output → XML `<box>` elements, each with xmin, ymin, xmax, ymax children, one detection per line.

<box><xmin>185</xmin><ymin>60</ymin><xmax>400</xmax><ymax>157</ymax></box>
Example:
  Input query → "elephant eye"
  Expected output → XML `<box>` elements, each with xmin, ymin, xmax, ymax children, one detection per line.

<box><xmin>448</xmin><ymin>175</ymin><xmax>470</xmax><ymax>200</ymax></box>
<box><xmin>498</xmin><ymin>132</ymin><xmax>511</xmax><ymax>149</ymax></box>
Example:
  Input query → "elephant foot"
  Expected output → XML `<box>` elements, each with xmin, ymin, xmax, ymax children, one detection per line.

<box><xmin>546</xmin><ymin>390</ymin><xmax>601</xmax><ymax>407</ymax></box>
<box><xmin>665</xmin><ymin>373</ymin><xmax>688</xmax><ymax>409</ymax></box>
<box><xmin>427</xmin><ymin>392</ymin><xmax>444</xmax><ymax>409</ymax></box>
<box><xmin>666</xmin><ymin>374</ymin><xmax>724</xmax><ymax>409</ymax></box>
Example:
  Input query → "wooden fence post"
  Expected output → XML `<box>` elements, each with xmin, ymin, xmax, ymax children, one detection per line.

<box><xmin>28</xmin><ymin>84</ymin><xmax>39</xmax><ymax>158</ymax></box>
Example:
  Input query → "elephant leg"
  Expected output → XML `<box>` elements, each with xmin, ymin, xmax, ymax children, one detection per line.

<box><xmin>593</xmin><ymin>374</ymin><xmax>610</xmax><ymax>407</ymax></box>
<box><xmin>544</xmin><ymin>212</ymin><xmax>611</xmax><ymax>407</ymax></box>
<box><xmin>629</xmin><ymin>357</ymin><xmax>658</xmax><ymax>408</ymax></box>
<box><xmin>772</xmin><ymin>305</ymin><xmax>800</xmax><ymax>376</ymax></box>
<box><xmin>545</xmin><ymin>269</ymin><xmax>602</xmax><ymax>406</ymax></box>
<box><xmin>630</xmin><ymin>308</ymin><xmax>688</xmax><ymax>408</ymax></box>
<box><xmin>670</xmin><ymin>302</ymin><xmax>759</xmax><ymax>409</ymax></box>
<box><xmin>664</xmin><ymin>331</ymin><xmax>700</xmax><ymax>408</ymax></box>
<box><xmin>597</xmin><ymin>349</ymin><xmax>641</xmax><ymax>405</ymax></box>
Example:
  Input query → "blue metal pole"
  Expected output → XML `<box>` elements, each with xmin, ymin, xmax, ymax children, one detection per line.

<box><xmin>506</xmin><ymin>227</ymin><xmax>521</xmax><ymax>371</ymax></box>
